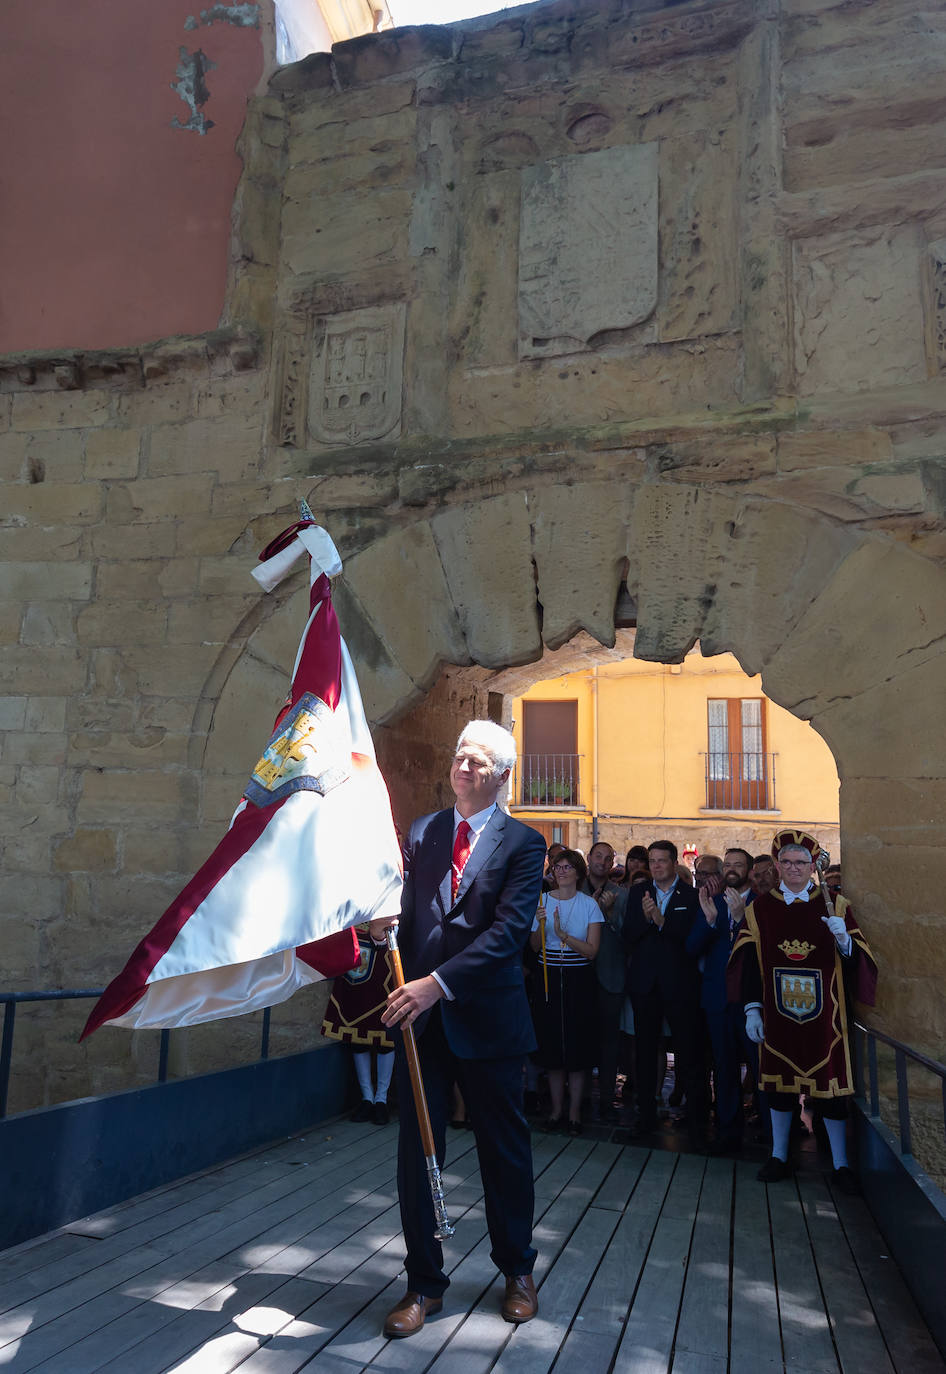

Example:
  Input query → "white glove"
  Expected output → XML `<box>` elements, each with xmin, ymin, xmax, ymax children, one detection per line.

<box><xmin>822</xmin><ymin>914</ymin><xmax>852</xmax><ymax>954</ymax></box>
<box><xmin>745</xmin><ymin>1007</ymin><xmax>764</xmax><ymax>1044</ymax></box>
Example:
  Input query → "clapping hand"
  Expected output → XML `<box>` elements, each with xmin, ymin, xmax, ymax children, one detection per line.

<box><xmin>553</xmin><ymin>906</ymin><xmax>564</xmax><ymax>941</ymax></box>
<box><xmin>723</xmin><ymin>888</ymin><xmax>745</xmax><ymax>924</ymax></box>
<box><xmin>642</xmin><ymin>892</ymin><xmax>664</xmax><ymax>929</ymax></box>
<box><xmin>698</xmin><ymin>885</ymin><xmax>718</xmax><ymax>925</ymax></box>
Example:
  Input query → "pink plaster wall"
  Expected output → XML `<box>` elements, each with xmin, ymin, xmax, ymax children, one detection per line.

<box><xmin>0</xmin><ymin>0</ymin><xmax>266</xmax><ymax>354</ymax></box>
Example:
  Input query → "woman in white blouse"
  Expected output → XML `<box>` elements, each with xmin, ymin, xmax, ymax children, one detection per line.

<box><xmin>529</xmin><ymin>848</ymin><xmax>603</xmax><ymax>1135</ymax></box>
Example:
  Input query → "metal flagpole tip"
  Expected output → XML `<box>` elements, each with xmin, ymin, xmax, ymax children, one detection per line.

<box><xmin>300</xmin><ymin>498</ymin><xmax>315</xmax><ymax>521</ymax></box>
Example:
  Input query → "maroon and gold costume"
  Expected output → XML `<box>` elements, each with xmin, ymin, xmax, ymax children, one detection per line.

<box><xmin>321</xmin><ymin>925</ymin><xmax>394</xmax><ymax>1050</ymax></box>
<box><xmin>729</xmin><ymin>887</ymin><xmax>876</xmax><ymax>1098</ymax></box>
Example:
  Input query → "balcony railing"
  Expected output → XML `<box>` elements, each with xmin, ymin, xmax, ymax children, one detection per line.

<box><xmin>514</xmin><ymin>754</ymin><xmax>581</xmax><ymax>808</ymax></box>
<box><xmin>701</xmin><ymin>751</ymin><xmax>777</xmax><ymax>811</ymax></box>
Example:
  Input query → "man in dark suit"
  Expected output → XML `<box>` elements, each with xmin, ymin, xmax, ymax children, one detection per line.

<box><xmin>623</xmin><ymin>838</ymin><xmax>705</xmax><ymax>1143</ymax></box>
<box><xmin>370</xmin><ymin>720</ymin><xmax>546</xmax><ymax>1339</ymax></box>
<box><xmin>686</xmin><ymin>850</ymin><xmax>754</xmax><ymax>1153</ymax></box>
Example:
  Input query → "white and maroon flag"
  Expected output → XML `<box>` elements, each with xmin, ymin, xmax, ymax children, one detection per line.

<box><xmin>82</xmin><ymin>517</ymin><xmax>403</xmax><ymax>1037</ymax></box>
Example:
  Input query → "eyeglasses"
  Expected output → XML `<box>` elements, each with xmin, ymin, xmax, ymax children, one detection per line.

<box><xmin>780</xmin><ymin>859</ymin><xmax>811</xmax><ymax>868</ymax></box>
<box><xmin>552</xmin><ymin>862</ymin><xmax>575</xmax><ymax>872</ymax></box>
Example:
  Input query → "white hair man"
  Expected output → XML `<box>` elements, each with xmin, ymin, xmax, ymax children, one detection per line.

<box><xmin>370</xmin><ymin>721</ymin><xmax>546</xmax><ymax>1337</ymax></box>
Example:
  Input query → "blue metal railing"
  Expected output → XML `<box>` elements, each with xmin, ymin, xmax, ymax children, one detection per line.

<box><xmin>0</xmin><ymin>989</ymin><xmax>273</xmax><ymax>1119</ymax></box>
<box><xmin>854</xmin><ymin>1020</ymin><xmax>946</xmax><ymax>1164</ymax></box>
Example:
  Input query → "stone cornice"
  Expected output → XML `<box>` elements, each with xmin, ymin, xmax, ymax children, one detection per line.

<box><xmin>0</xmin><ymin>324</ymin><xmax>261</xmax><ymax>395</ymax></box>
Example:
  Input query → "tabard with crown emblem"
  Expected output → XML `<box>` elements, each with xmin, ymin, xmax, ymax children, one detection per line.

<box><xmin>728</xmin><ymin>887</ymin><xmax>876</xmax><ymax>1098</ymax></box>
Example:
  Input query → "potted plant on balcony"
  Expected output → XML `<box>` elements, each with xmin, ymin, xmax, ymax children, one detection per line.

<box><xmin>552</xmin><ymin>774</ymin><xmax>565</xmax><ymax>806</ymax></box>
<box><xmin>528</xmin><ymin>777</ymin><xmax>543</xmax><ymax>806</ymax></box>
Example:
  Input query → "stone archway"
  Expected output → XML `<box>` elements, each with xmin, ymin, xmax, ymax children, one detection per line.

<box><xmin>204</xmin><ymin>480</ymin><xmax>946</xmax><ymax>1058</ymax></box>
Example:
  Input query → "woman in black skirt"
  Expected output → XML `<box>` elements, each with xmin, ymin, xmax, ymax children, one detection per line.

<box><xmin>529</xmin><ymin>848</ymin><xmax>603</xmax><ymax>1135</ymax></box>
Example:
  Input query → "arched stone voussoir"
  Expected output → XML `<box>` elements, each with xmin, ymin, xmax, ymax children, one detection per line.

<box><xmin>761</xmin><ymin>540</ymin><xmax>946</xmax><ymax>719</ymax></box>
<box><xmin>528</xmin><ymin>479</ymin><xmax>636</xmax><ymax>651</ymax></box>
<box><xmin>628</xmin><ymin>483</ymin><xmax>734</xmax><ymax>663</ymax></box>
<box><xmin>332</xmin><ymin>577</ymin><xmax>424</xmax><ymax>728</ymax></box>
<box><xmin>806</xmin><ymin>650</ymin><xmax>946</xmax><ymax>782</ymax></box>
<box><xmin>699</xmin><ymin>500</ymin><xmax>861</xmax><ymax>677</ymax></box>
<box><xmin>430</xmin><ymin>493</ymin><xmax>542</xmax><ymax>670</ymax></box>
<box><xmin>341</xmin><ymin>523</ymin><xmax>470</xmax><ymax>703</ymax></box>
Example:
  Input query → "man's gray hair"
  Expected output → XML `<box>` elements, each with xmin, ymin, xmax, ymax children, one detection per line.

<box><xmin>696</xmin><ymin>854</ymin><xmax>723</xmax><ymax>874</ymax></box>
<box><xmin>777</xmin><ymin>843</ymin><xmax>813</xmax><ymax>862</ymax></box>
<box><xmin>456</xmin><ymin>720</ymin><xmax>517</xmax><ymax>778</ymax></box>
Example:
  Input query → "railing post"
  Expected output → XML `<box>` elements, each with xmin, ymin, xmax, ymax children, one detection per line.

<box><xmin>261</xmin><ymin>1006</ymin><xmax>271</xmax><ymax>1060</ymax></box>
<box><xmin>0</xmin><ymin>1001</ymin><xmax>16</xmax><ymax>1120</ymax></box>
<box><xmin>868</xmin><ymin>1034</ymin><xmax>879</xmax><ymax>1116</ymax></box>
<box><xmin>895</xmin><ymin>1047</ymin><xmax>912</xmax><ymax>1156</ymax></box>
<box><xmin>157</xmin><ymin>1028</ymin><xmax>170</xmax><ymax>1084</ymax></box>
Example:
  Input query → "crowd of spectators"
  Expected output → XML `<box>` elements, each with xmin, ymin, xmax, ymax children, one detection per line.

<box><xmin>523</xmin><ymin>834</ymin><xmax>866</xmax><ymax>1189</ymax></box>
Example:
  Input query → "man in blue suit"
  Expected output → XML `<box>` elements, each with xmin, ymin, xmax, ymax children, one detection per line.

<box><xmin>370</xmin><ymin>720</ymin><xmax>546</xmax><ymax>1339</ymax></box>
<box><xmin>686</xmin><ymin>848</ymin><xmax>755</xmax><ymax>1152</ymax></box>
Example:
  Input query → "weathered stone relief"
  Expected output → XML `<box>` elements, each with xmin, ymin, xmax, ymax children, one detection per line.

<box><xmin>309</xmin><ymin>304</ymin><xmax>405</xmax><ymax>447</ymax></box>
<box><xmin>518</xmin><ymin>144</ymin><xmax>658</xmax><ymax>359</ymax></box>
<box><xmin>793</xmin><ymin>225</ymin><xmax>928</xmax><ymax>396</ymax></box>
<box><xmin>274</xmin><ymin>301</ymin><xmax>406</xmax><ymax>448</ymax></box>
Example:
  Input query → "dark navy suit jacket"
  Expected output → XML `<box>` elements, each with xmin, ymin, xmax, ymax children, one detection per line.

<box><xmin>685</xmin><ymin>895</ymin><xmax>742</xmax><ymax>1013</ymax></box>
<box><xmin>623</xmin><ymin>880</ymin><xmax>700</xmax><ymax>1003</ymax></box>
<box><xmin>398</xmin><ymin>806</ymin><xmax>546</xmax><ymax>1060</ymax></box>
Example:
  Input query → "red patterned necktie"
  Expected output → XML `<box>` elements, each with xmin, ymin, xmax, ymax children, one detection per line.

<box><xmin>452</xmin><ymin>820</ymin><xmax>472</xmax><ymax>901</ymax></box>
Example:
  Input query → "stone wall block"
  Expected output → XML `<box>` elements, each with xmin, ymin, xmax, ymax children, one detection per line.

<box><xmin>776</xmin><ymin>428</ymin><xmax>894</xmax><ymax>472</ymax></box>
<box><xmin>809</xmin><ymin>652</ymin><xmax>946</xmax><ymax>780</ymax></box>
<box><xmin>195</xmin><ymin>371</ymin><xmax>267</xmax><ymax>420</ymax></box>
<box><xmin>0</xmin><ymin>526</ymin><xmax>85</xmax><ymax>562</ymax></box>
<box><xmin>115</xmin><ymin>379</ymin><xmax>198</xmax><ymax>427</ymax></box>
<box><xmin>148</xmin><ymin>415</ymin><xmax>261</xmax><ymax>480</ymax></box>
<box><xmin>2</xmin><ymin>732</ymin><xmax>68</xmax><ymax>767</ymax></box>
<box><xmin>76</xmin><ymin>602</ymin><xmax>169</xmax><ymax>647</ymax></box>
<box><xmin>700</xmin><ymin>499</ymin><xmax>859</xmax><ymax>673</ymax></box>
<box><xmin>0</xmin><ymin>648</ymin><xmax>86</xmax><ymax>696</ymax></box>
<box><xmin>2</xmin><ymin>483</ymin><xmax>104</xmax><ymax>526</ymax></box>
<box><xmin>96</xmin><ymin>560</ymin><xmax>198</xmax><ymax>601</ymax></box>
<box><xmin>201</xmin><ymin>649</ymin><xmax>288</xmax><ymax>778</ymax></box>
<box><xmin>84</xmin><ymin>427</ymin><xmax>142</xmax><ymax>480</ymax></box>
<box><xmin>281</xmin><ymin>189</ymin><xmax>413</xmax><ymax>280</ymax></box>
<box><xmin>431</xmin><ymin>495</ymin><xmax>542</xmax><ymax>670</ymax></box>
<box><xmin>763</xmin><ymin>542</ymin><xmax>946</xmax><ymax>714</ymax></box>
<box><xmin>123</xmin><ymin>827</ymin><xmax>218</xmax><ymax>877</ymax></box>
<box><xmin>658</xmin><ymin>130</ymin><xmax>740</xmax><ymax>344</ymax></box>
<box><xmin>332</xmin><ymin>578</ymin><xmax>423</xmax><ymax>726</ymax></box>
<box><xmin>26</xmin><ymin>430</ymin><xmax>85</xmax><ymax>482</ymax></box>
<box><xmin>331</xmin><ymin>26</ymin><xmax>453</xmax><ymax>89</ymax></box>
<box><xmin>0</xmin><ymin>432</ymin><xmax>27</xmax><ymax>481</ymax></box>
<box><xmin>842</xmin><ymin>777</ymin><xmax>946</xmax><ymax>852</ymax></box>
<box><xmin>11</xmin><ymin>389</ymin><xmax>112</xmax><ymax>432</ymax></box>
<box><xmin>342</xmin><ymin>524</ymin><xmax>469</xmax><ymax>695</ymax></box>
<box><xmin>167</xmin><ymin>596</ymin><xmax>256</xmax><ymax>646</ymax></box>
<box><xmin>793</xmin><ymin>225</ymin><xmax>928</xmax><ymax>396</ymax></box>
<box><xmin>629</xmin><ymin>483</ymin><xmax>731</xmax><ymax>662</ymax></box>
<box><xmin>53</xmin><ymin>829</ymin><xmax>118</xmax><ymax>872</ymax></box>
<box><xmin>529</xmin><ymin>480</ymin><xmax>636</xmax><ymax>650</ymax></box>
<box><xmin>77</xmin><ymin>770</ymin><xmax>198</xmax><ymax>825</ymax></box>
<box><xmin>91</xmin><ymin>523</ymin><xmax>178</xmax><ymax>562</ymax></box>
<box><xmin>20</xmin><ymin>603</ymin><xmax>78</xmax><ymax>646</ymax></box>
<box><xmin>0</xmin><ymin>697</ymin><xmax>28</xmax><ymax>730</ymax></box>
<box><xmin>0</xmin><ymin>562</ymin><xmax>93</xmax><ymax>601</ymax></box>
<box><xmin>105</xmin><ymin>474</ymin><xmax>215</xmax><ymax>523</ymax></box>
<box><xmin>117</xmin><ymin>645</ymin><xmax>219</xmax><ymax>699</ymax></box>
<box><xmin>67</xmin><ymin>729</ymin><xmax>189</xmax><ymax>770</ymax></box>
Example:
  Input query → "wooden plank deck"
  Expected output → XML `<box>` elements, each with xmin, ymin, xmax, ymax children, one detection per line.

<box><xmin>0</xmin><ymin>1118</ymin><xmax>941</xmax><ymax>1374</ymax></box>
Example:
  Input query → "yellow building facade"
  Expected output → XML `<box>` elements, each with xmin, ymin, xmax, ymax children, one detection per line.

<box><xmin>509</xmin><ymin>651</ymin><xmax>841</xmax><ymax>866</ymax></box>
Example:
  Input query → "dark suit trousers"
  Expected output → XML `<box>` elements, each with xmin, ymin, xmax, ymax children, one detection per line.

<box><xmin>395</xmin><ymin>1005</ymin><xmax>537</xmax><ymax>1298</ymax></box>
<box><xmin>705</xmin><ymin>1004</ymin><xmax>751</xmax><ymax>1139</ymax></box>
<box><xmin>632</xmin><ymin>991</ymin><xmax>705</xmax><ymax>1127</ymax></box>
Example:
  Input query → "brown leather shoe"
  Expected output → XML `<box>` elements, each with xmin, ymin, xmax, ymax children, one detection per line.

<box><xmin>382</xmin><ymin>1291</ymin><xmax>443</xmax><ymax>1338</ymax></box>
<box><xmin>501</xmin><ymin>1274</ymin><xmax>538</xmax><ymax>1324</ymax></box>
